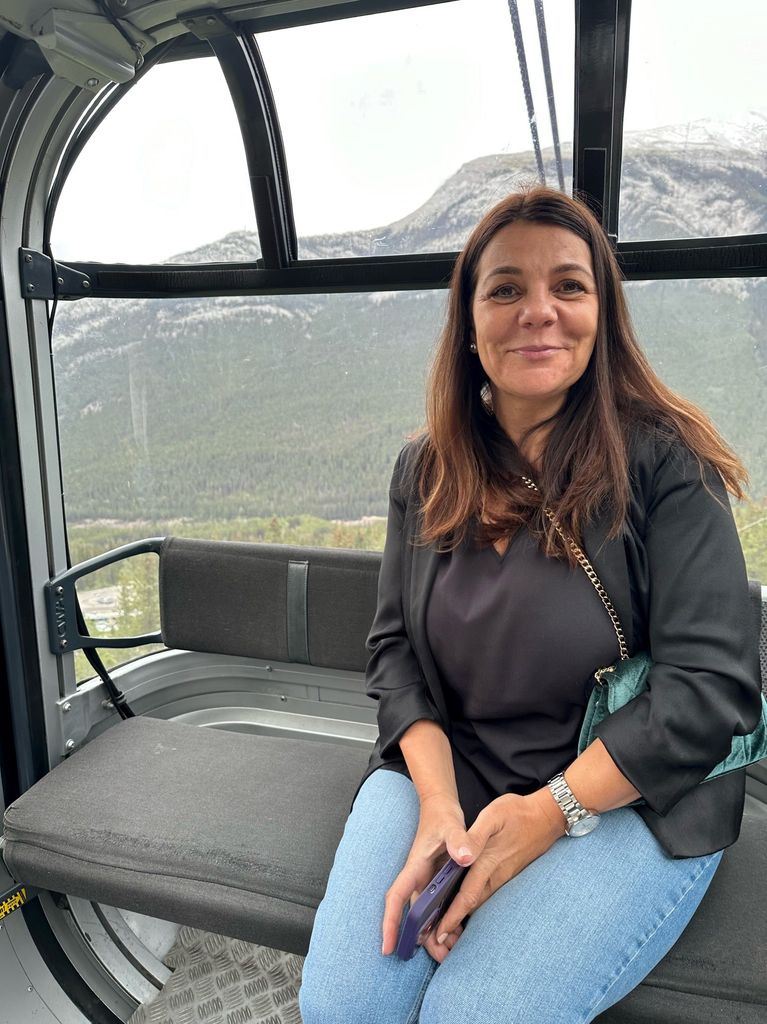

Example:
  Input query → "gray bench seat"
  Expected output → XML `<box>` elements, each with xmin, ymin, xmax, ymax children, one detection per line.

<box><xmin>3</xmin><ymin>715</ymin><xmax>371</xmax><ymax>956</ymax></box>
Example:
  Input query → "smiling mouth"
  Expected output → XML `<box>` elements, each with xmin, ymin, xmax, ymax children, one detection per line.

<box><xmin>512</xmin><ymin>346</ymin><xmax>562</xmax><ymax>354</ymax></box>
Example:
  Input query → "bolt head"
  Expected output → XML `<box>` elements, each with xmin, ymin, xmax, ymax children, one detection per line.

<box><xmin>65</xmin><ymin>740</ymin><xmax>75</xmax><ymax>752</ymax></box>
<box><xmin>24</xmin><ymin>253</ymin><xmax>32</xmax><ymax>263</ymax></box>
<box><xmin>57</xmin><ymin>276</ymin><xmax>64</xmax><ymax>285</ymax></box>
<box><xmin>86</xmin><ymin>78</ymin><xmax>99</xmax><ymax>88</ymax></box>
<box><xmin>62</xmin><ymin>702</ymin><xmax>71</xmax><ymax>712</ymax></box>
<box><xmin>59</xmin><ymin>639</ymin><xmax>68</xmax><ymax>649</ymax></box>
<box><xmin>26</xmin><ymin>283</ymin><xmax>35</xmax><ymax>292</ymax></box>
<box><xmin>82</xmin><ymin>280</ymin><xmax>91</xmax><ymax>289</ymax></box>
<box><xmin>55</xmin><ymin>584</ymin><xmax>64</xmax><ymax>595</ymax></box>
<box><xmin>206</xmin><ymin>15</ymin><xmax>216</xmax><ymax>24</ymax></box>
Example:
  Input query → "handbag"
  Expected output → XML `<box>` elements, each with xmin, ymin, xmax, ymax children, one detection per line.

<box><xmin>521</xmin><ymin>477</ymin><xmax>767</xmax><ymax>781</ymax></box>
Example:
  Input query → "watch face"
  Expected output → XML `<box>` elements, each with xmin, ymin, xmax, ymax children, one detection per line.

<box><xmin>568</xmin><ymin>813</ymin><xmax>601</xmax><ymax>837</ymax></box>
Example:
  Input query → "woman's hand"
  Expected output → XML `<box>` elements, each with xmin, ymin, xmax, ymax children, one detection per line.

<box><xmin>425</xmin><ymin>789</ymin><xmax>565</xmax><ymax>958</ymax></box>
<box><xmin>381</xmin><ymin>792</ymin><xmax>473</xmax><ymax>959</ymax></box>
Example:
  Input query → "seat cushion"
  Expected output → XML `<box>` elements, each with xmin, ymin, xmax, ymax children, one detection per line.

<box><xmin>3</xmin><ymin>716</ymin><xmax>371</xmax><ymax>955</ymax></box>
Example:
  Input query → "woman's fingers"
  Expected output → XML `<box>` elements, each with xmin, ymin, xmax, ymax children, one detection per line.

<box><xmin>381</xmin><ymin>872</ymin><xmax>413</xmax><ymax>954</ymax></box>
<box><xmin>434</xmin><ymin>867</ymin><xmax>491</xmax><ymax>943</ymax></box>
<box><xmin>445</xmin><ymin>827</ymin><xmax>481</xmax><ymax>867</ymax></box>
<box><xmin>380</xmin><ymin>806</ymin><xmax>476</xmax><ymax>957</ymax></box>
<box><xmin>434</xmin><ymin>806</ymin><xmax>507</xmax><ymax>940</ymax></box>
<box><xmin>382</xmin><ymin>862</ymin><xmax>432</xmax><ymax>955</ymax></box>
<box><xmin>422</xmin><ymin>923</ymin><xmax>463</xmax><ymax>962</ymax></box>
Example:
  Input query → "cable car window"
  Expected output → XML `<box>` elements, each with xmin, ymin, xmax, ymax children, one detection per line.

<box><xmin>51</xmin><ymin>57</ymin><xmax>259</xmax><ymax>264</ymax></box>
<box><xmin>55</xmin><ymin>288</ymin><xmax>442</xmax><ymax>560</ymax></box>
<box><xmin>620</xmin><ymin>0</ymin><xmax>766</xmax><ymax>241</ymax></box>
<box><xmin>258</xmin><ymin>0</ymin><xmax>573</xmax><ymax>257</ymax></box>
<box><xmin>625</xmin><ymin>277</ymin><xmax>767</xmax><ymax>579</ymax></box>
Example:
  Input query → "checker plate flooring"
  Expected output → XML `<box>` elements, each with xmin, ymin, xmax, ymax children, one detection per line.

<box><xmin>127</xmin><ymin>927</ymin><xmax>304</xmax><ymax>1024</ymax></box>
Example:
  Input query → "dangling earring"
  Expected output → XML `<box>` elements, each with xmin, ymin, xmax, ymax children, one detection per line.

<box><xmin>469</xmin><ymin>341</ymin><xmax>478</xmax><ymax>354</ymax></box>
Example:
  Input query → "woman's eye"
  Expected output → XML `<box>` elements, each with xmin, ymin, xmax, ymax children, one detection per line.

<box><xmin>557</xmin><ymin>279</ymin><xmax>585</xmax><ymax>294</ymax></box>
<box><xmin>492</xmin><ymin>284</ymin><xmax>517</xmax><ymax>299</ymax></box>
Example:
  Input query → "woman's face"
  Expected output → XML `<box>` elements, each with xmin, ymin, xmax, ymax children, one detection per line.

<box><xmin>470</xmin><ymin>220</ymin><xmax>599</xmax><ymax>432</ymax></box>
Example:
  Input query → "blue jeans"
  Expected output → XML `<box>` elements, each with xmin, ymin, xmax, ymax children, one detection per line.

<box><xmin>299</xmin><ymin>768</ymin><xmax>722</xmax><ymax>1024</ymax></box>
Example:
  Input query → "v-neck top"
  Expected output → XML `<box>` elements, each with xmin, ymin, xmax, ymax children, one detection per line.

<box><xmin>425</xmin><ymin>525</ymin><xmax>618</xmax><ymax>825</ymax></box>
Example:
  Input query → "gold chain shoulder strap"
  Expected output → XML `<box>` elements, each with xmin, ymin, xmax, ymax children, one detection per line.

<box><xmin>521</xmin><ymin>476</ymin><xmax>629</xmax><ymax>663</ymax></box>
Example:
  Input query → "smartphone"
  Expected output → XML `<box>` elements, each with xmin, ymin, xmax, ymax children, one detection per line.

<box><xmin>395</xmin><ymin>857</ymin><xmax>467</xmax><ymax>960</ymax></box>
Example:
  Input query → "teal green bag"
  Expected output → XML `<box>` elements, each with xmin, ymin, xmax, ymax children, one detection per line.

<box><xmin>577</xmin><ymin>651</ymin><xmax>767</xmax><ymax>780</ymax></box>
<box><xmin>521</xmin><ymin>475</ymin><xmax>767</xmax><ymax>783</ymax></box>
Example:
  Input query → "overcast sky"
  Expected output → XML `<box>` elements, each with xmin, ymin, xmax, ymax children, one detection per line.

<box><xmin>52</xmin><ymin>0</ymin><xmax>766</xmax><ymax>264</ymax></box>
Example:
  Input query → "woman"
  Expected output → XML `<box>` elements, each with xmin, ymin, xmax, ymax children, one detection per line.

<box><xmin>299</xmin><ymin>188</ymin><xmax>762</xmax><ymax>1023</ymax></box>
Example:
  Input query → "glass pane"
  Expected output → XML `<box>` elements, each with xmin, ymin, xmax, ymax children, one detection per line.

<box><xmin>259</xmin><ymin>0</ymin><xmax>574</xmax><ymax>256</ymax></box>
<box><xmin>54</xmin><ymin>291</ymin><xmax>444</xmax><ymax>563</ymax></box>
<box><xmin>74</xmin><ymin>554</ymin><xmax>162</xmax><ymax>683</ymax></box>
<box><xmin>52</xmin><ymin>57</ymin><xmax>259</xmax><ymax>264</ymax></box>
<box><xmin>625</xmin><ymin>277</ymin><xmax>767</xmax><ymax>579</ymax></box>
<box><xmin>621</xmin><ymin>0</ymin><xmax>766</xmax><ymax>241</ymax></box>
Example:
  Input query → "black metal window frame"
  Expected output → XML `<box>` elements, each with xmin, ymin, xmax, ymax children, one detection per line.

<box><xmin>44</xmin><ymin>0</ymin><xmax>767</xmax><ymax>300</ymax></box>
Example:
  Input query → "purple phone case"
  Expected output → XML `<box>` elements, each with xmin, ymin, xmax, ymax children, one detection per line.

<box><xmin>395</xmin><ymin>858</ymin><xmax>467</xmax><ymax>960</ymax></box>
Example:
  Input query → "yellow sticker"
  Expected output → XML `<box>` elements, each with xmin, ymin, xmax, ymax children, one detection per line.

<box><xmin>0</xmin><ymin>887</ymin><xmax>27</xmax><ymax>919</ymax></box>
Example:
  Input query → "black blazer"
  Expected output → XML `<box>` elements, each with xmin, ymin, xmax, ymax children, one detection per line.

<box><xmin>360</xmin><ymin>432</ymin><xmax>763</xmax><ymax>857</ymax></box>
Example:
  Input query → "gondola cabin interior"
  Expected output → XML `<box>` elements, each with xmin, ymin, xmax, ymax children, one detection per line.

<box><xmin>0</xmin><ymin>1</ymin><xmax>765</xmax><ymax>1022</ymax></box>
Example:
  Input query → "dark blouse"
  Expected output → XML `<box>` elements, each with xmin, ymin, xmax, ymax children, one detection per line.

<box><xmin>425</xmin><ymin>525</ymin><xmax>618</xmax><ymax>825</ymax></box>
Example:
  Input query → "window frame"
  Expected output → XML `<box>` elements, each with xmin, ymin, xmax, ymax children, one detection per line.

<box><xmin>44</xmin><ymin>0</ymin><xmax>767</xmax><ymax>302</ymax></box>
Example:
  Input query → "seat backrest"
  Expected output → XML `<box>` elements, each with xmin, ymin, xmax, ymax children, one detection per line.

<box><xmin>159</xmin><ymin>537</ymin><xmax>381</xmax><ymax>672</ymax></box>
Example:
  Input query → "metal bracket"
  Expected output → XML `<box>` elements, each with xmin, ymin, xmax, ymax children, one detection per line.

<box><xmin>19</xmin><ymin>248</ymin><xmax>92</xmax><ymax>299</ymax></box>
<box><xmin>19</xmin><ymin>248</ymin><xmax>53</xmax><ymax>299</ymax></box>
<box><xmin>57</xmin><ymin>691</ymin><xmax>89</xmax><ymax>754</ymax></box>
<box><xmin>180</xmin><ymin>8</ymin><xmax>237</xmax><ymax>40</ymax></box>
<box><xmin>54</xmin><ymin>260</ymin><xmax>93</xmax><ymax>298</ymax></box>
<box><xmin>51</xmin><ymin>677</ymin><xmax>126</xmax><ymax>756</ymax></box>
<box><xmin>29</xmin><ymin>8</ymin><xmax>145</xmax><ymax>90</ymax></box>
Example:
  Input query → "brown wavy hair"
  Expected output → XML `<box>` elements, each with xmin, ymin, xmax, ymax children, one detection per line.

<box><xmin>415</xmin><ymin>186</ymin><xmax>747</xmax><ymax>557</ymax></box>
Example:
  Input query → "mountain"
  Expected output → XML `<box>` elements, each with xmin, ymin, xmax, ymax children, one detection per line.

<box><xmin>52</xmin><ymin>123</ymin><xmax>767</xmax><ymax>523</ymax></box>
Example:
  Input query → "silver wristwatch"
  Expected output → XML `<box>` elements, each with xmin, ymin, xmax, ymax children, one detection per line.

<box><xmin>546</xmin><ymin>772</ymin><xmax>601</xmax><ymax>837</ymax></box>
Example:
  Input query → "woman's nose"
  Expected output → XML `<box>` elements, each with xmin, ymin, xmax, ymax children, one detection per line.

<box><xmin>519</xmin><ymin>288</ymin><xmax>557</xmax><ymax>327</ymax></box>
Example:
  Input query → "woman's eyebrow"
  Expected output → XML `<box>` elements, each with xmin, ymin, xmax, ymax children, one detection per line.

<box><xmin>485</xmin><ymin>264</ymin><xmax>523</xmax><ymax>278</ymax></box>
<box><xmin>553</xmin><ymin>261</ymin><xmax>594</xmax><ymax>277</ymax></box>
<box><xmin>484</xmin><ymin>261</ymin><xmax>594</xmax><ymax>279</ymax></box>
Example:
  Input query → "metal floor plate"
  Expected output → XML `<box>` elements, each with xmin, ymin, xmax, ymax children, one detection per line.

<box><xmin>127</xmin><ymin>927</ymin><xmax>304</xmax><ymax>1024</ymax></box>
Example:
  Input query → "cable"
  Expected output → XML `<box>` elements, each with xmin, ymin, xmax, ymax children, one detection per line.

<box><xmin>94</xmin><ymin>0</ymin><xmax>144</xmax><ymax>73</ymax></box>
<box><xmin>534</xmin><ymin>0</ymin><xmax>565</xmax><ymax>191</ymax></box>
<box><xmin>508</xmin><ymin>0</ymin><xmax>545</xmax><ymax>184</ymax></box>
<box><xmin>75</xmin><ymin>602</ymin><xmax>135</xmax><ymax>719</ymax></box>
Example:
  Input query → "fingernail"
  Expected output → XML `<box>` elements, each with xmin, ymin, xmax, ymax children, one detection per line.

<box><xmin>458</xmin><ymin>846</ymin><xmax>471</xmax><ymax>860</ymax></box>
<box><xmin>437</xmin><ymin>932</ymin><xmax>448</xmax><ymax>945</ymax></box>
